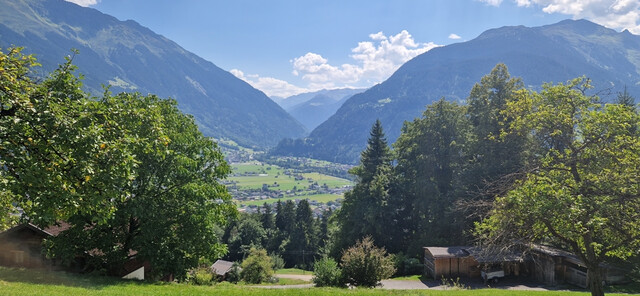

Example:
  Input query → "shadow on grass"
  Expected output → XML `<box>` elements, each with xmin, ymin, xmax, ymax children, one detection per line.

<box><xmin>0</xmin><ymin>266</ymin><xmax>150</xmax><ymax>290</ymax></box>
<box><xmin>605</xmin><ymin>281</ymin><xmax>640</xmax><ymax>294</ymax></box>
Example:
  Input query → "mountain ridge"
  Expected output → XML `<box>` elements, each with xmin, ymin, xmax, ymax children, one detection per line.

<box><xmin>273</xmin><ymin>19</ymin><xmax>640</xmax><ymax>164</ymax></box>
<box><xmin>0</xmin><ymin>0</ymin><xmax>306</xmax><ymax>149</ymax></box>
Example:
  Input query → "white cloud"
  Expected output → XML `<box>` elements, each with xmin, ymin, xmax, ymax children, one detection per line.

<box><xmin>495</xmin><ymin>0</ymin><xmax>640</xmax><ymax>34</ymax></box>
<box><xmin>64</xmin><ymin>0</ymin><xmax>100</xmax><ymax>7</ymax></box>
<box><xmin>230</xmin><ymin>69</ymin><xmax>310</xmax><ymax>98</ymax></box>
<box><xmin>449</xmin><ymin>33</ymin><xmax>462</xmax><ymax>39</ymax></box>
<box><xmin>477</xmin><ymin>0</ymin><xmax>505</xmax><ymax>6</ymax></box>
<box><xmin>292</xmin><ymin>30</ymin><xmax>440</xmax><ymax>89</ymax></box>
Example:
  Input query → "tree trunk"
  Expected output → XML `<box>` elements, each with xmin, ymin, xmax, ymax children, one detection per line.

<box><xmin>587</xmin><ymin>265</ymin><xmax>604</xmax><ymax>296</ymax></box>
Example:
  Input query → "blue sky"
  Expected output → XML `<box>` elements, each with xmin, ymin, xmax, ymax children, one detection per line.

<box><xmin>70</xmin><ymin>0</ymin><xmax>640</xmax><ymax>97</ymax></box>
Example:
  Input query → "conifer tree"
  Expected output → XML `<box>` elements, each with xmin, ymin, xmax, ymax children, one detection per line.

<box><xmin>335</xmin><ymin>120</ymin><xmax>393</xmax><ymax>253</ymax></box>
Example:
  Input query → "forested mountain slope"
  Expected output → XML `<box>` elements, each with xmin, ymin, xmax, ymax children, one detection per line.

<box><xmin>0</xmin><ymin>0</ymin><xmax>305</xmax><ymax>148</ymax></box>
<box><xmin>273</xmin><ymin>19</ymin><xmax>640</xmax><ymax>164</ymax></box>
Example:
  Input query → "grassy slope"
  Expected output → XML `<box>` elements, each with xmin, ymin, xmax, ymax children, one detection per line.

<box><xmin>229</xmin><ymin>162</ymin><xmax>351</xmax><ymax>206</ymax></box>
<box><xmin>0</xmin><ymin>267</ymin><xmax>596</xmax><ymax>296</ymax></box>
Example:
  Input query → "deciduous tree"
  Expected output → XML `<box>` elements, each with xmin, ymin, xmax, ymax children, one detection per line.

<box><xmin>478</xmin><ymin>78</ymin><xmax>640</xmax><ymax>296</ymax></box>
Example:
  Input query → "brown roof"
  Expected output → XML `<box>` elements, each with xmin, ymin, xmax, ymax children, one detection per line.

<box><xmin>424</xmin><ymin>246</ymin><xmax>471</xmax><ymax>258</ymax></box>
<box><xmin>42</xmin><ymin>222</ymin><xmax>71</xmax><ymax>236</ymax></box>
<box><xmin>211</xmin><ymin>259</ymin><xmax>235</xmax><ymax>276</ymax></box>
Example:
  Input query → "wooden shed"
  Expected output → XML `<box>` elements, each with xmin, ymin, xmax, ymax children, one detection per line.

<box><xmin>0</xmin><ymin>223</ymin><xmax>69</xmax><ymax>269</ymax></box>
<box><xmin>423</xmin><ymin>246</ymin><xmax>480</xmax><ymax>280</ymax></box>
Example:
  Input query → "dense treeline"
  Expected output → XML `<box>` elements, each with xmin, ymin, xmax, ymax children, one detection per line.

<box><xmin>221</xmin><ymin>200</ymin><xmax>331</xmax><ymax>269</ymax></box>
<box><xmin>332</xmin><ymin>64</ymin><xmax>527</xmax><ymax>257</ymax></box>
<box><xmin>0</xmin><ymin>48</ymin><xmax>236</xmax><ymax>279</ymax></box>
<box><xmin>333</xmin><ymin>64</ymin><xmax>640</xmax><ymax>296</ymax></box>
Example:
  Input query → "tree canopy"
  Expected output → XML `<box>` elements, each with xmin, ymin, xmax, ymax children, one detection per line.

<box><xmin>478</xmin><ymin>77</ymin><xmax>640</xmax><ymax>296</ymax></box>
<box><xmin>0</xmin><ymin>47</ymin><xmax>236</xmax><ymax>279</ymax></box>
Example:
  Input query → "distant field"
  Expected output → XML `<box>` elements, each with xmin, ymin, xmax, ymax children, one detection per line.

<box><xmin>236</xmin><ymin>194</ymin><xmax>343</xmax><ymax>207</ymax></box>
<box><xmin>228</xmin><ymin>162</ymin><xmax>352</xmax><ymax>191</ymax></box>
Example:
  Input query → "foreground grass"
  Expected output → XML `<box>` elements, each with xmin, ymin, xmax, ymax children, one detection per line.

<box><xmin>0</xmin><ymin>267</ymin><xmax>617</xmax><ymax>296</ymax></box>
<box><xmin>390</xmin><ymin>274</ymin><xmax>426</xmax><ymax>281</ymax></box>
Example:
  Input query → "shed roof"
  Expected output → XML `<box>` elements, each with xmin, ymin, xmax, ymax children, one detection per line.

<box><xmin>211</xmin><ymin>259</ymin><xmax>235</xmax><ymax>276</ymax></box>
<box><xmin>424</xmin><ymin>246</ymin><xmax>471</xmax><ymax>258</ymax></box>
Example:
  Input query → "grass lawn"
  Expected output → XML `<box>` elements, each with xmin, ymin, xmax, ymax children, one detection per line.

<box><xmin>390</xmin><ymin>274</ymin><xmax>426</xmax><ymax>281</ymax></box>
<box><xmin>276</xmin><ymin>268</ymin><xmax>313</xmax><ymax>275</ymax></box>
<box><xmin>0</xmin><ymin>267</ymin><xmax>631</xmax><ymax>296</ymax></box>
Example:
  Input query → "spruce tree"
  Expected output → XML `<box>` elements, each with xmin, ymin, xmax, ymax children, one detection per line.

<box><xmin>335</xmin><ymin>120</ymin><xmax>393</xmax><ymax>253</ymax></box>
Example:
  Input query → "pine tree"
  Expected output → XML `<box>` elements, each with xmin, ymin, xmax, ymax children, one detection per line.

<box><xmin>335</xmin><ymin>120</ymin><xmax>393</xmax><ymax>253</ymax></box>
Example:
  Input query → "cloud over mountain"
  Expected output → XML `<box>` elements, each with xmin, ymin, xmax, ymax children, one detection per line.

<box><xmin>478</xmin><ymin>0</ymin><xmax>640</xmax><ymax>33</ymax></box>
<box><xmin>64</xmin><ymin>0</ymin><xmax>99</xmax><ymax>7</ymax></box>
<box><xmin>233</xmin><ymin>30</ymin><xmax>439</xmax><ymax>98</ymax></box>
<box><xmin>292</xmin><ymin>30</ymin><xmax>439</xmax><ymax>90</ymax></box>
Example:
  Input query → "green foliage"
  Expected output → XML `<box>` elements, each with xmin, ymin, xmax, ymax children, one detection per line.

<box><xmin>189</xmin><ymin>267</ymin><xmax>215</xmax><ymax>286</ymax></box>
<box><xmin>240</xmin><ymin>248</ymin><xmax>274</xmax><ymax>284</ymax></box>
<box><xmin>335</xmin><ymin>120</ymin><xmax>394</xmax><ymax>253</ymax></box>
<box><xmin>0</xmin><ymin>48</ymin><xmax>236</xmax><ymax>279</ymax></box>
<box><xmin>340</xmin><ymin>236</ymin><xmax>395</xmax><ymax>287</ymax></box>
<box><xmin>312</xmin><ymin>257</ymin><xmax>344</xmax><ymax>287</ymax></box>
<box><xmin>392</xmin><ymin>99</ymin><xmax>472</xmax><ymax>254</ymax></box>
<box><xmin>225</xmin><ymin>262</ymin><xmax>242</xmax><ymax>283</ymax></box>
<box><xmin>392</xmin><ymin>253</ymin><xmax>423</xmax><ymax>276</ymax></box>
<box><xmin>478</xmin><ymin>77</ymin><xmax>640</xmax><ymax>296</ymax></box>
<box><xmin>270</xmin><ymin>253</ymin><xmax>285</xmax><ymax>271</ymax></box>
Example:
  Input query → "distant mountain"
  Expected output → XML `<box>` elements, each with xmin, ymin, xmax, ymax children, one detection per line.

<box><xmin>0</xmin><ymin>0</ymin><xmax>305</xmax><ymax>149</ymax></box>
<box><xmin>273</xmin><ymin>19</ymin><xmax>640</xmax><ymax>164</ymax></box>
<box><xmin>280</xmin><ymin>88</ymin><xmax>363</xmax><ymax>131</ymax></box>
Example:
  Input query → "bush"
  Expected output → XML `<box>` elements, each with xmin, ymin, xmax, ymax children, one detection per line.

<box><xmin>312</xmin><ymin>257</ymin><xmax>344</xmax><ymax>287</ymax></box>
<box><xmin>393</xmin><ymin>253</ymin><xmax>423</xmax><ymax>276</ymax></box>
<box><xmin>341</xmin><ymin>236</ymin><xmax>395</xmax><ymax>287</ymax></box>
<box><xmin>225</xmin><ymin>262</ymin><xmax>242</xmax><ymax>283</ymax></box>
<box><xmin>241</xmin><ymin>248</ymin><xmax>273</xmax><ymax>284</ymax></box>
<box><xmin>188</xmin><ymin>267</ymin><xmax>215</xmax><ymax>285</ymax></box>
<box><xmin>270</xmin><ymin>253</ymin><xmax>285</xmax><ymax>271</ymax></box>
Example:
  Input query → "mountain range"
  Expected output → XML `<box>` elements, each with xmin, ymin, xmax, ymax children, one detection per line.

<box><xmin>0</xmin><ymin>0</ymin><xmax>305</xmax><ymax>149</ymax></box>
<box><xmin>273</xmin><ymin>19</ymin><xmax>640</xmax><ymax>164</ymax></box>
<box><xmin>274</xmin><ymin>88</ymin><xmax>364</xmax><ymax>132</ymax></box>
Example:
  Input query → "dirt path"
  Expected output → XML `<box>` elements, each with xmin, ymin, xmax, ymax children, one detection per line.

<box><xmin>257</xmin><ymin>275</ymin><xmax>563</xmax><ymax>292</ymax></box>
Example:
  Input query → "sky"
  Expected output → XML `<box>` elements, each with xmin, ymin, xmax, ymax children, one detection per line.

<box><xmin>68</xmin><ymin>0</ymin><xmax>640</xmax><ymax>98</ymax></box>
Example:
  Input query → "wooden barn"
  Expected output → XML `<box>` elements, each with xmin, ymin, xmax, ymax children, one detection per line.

<box><xmin>529</xmin><ymin>245</ymin><xmax>627</xmax><ymax>287</ymax></box>
<box><xmin>0</xmin><ymin>223</ymin><xmax>69</xmax><ymax>269</ymax></box>
<box><xmin>423</xmin><ymin>246</ymin><xmax>480</xmax><ymax>280</ymax></box>
<box><xmin>0</xmin><ymin>223</ymin><xmax>152</xmax><ymax>280</ymax></box>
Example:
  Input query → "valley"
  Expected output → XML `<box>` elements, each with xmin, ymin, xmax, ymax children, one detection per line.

<box><xmin>224</xmin><ymin>160</ymin><xmax>352</xmax><ymax>214</ymax></box>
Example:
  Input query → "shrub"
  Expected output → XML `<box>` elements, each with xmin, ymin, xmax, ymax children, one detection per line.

<box><xmin>312</xmin><ymin>257</ymin><xmax>344</xmax><ymax>287</ymax></box>
<box><xmin>393</xmin><ymin>253</ymin><xmax>423</xmax><ymax>276</ymax></box>
<box><xmin>225</xmin><ymin>262</ymin><xmax>242</xmax><ymax>283</ymax></box>
<box><xmin>189</xmin><ymin>266</ymin><xmax>215</xmax><ymax>285</ymax></box>
<box><xmin>241</xmin><ymin>248</ymin><xmax>273</xmax><ymax>284</ymax></box>
<box><xmin>270</xmin><ymin>253</ymin><xmax>285</xmax><ymax>271</ymax></box>
<box><xmin>340</xmin><ymin>236</ymin><xmax>395</xmax><ymax>287</ymax></box>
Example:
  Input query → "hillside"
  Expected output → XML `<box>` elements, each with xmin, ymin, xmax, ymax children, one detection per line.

<box><xmin>0</xmin><ymin>0</ymin><xmax>305</xmax><ymax>149</ymax></box>
<box><xmin>272</xmin><ymin>19</ymin><xmax>640</xmax><ymax>164</ymax></box>
<box><xmin>283</xmin><ymin>88</ymin><xmax>364</xmax><ymax>131</ymax></box>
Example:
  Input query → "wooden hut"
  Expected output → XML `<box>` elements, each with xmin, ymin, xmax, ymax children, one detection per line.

<box><xmin>423</xmin><ymin>246</ymin><xmax>480</xmax><ymax>280</ymax></box>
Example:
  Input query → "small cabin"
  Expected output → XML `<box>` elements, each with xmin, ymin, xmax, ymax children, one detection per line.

<box><xmin>423</xmin><ymin>246</ymin><xmax>480</xmax><ymax>280</ymax></box>
<box><xmin>0</xmin><ymin>223</ymin><xmax>69</xmax><ymax>269</ymax></box>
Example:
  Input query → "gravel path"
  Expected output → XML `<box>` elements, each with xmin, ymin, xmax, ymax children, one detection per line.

<box><xmin>256</xmin><ymin>275</ymin><xmax>562</xmax><ymax>292</ymax></box>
